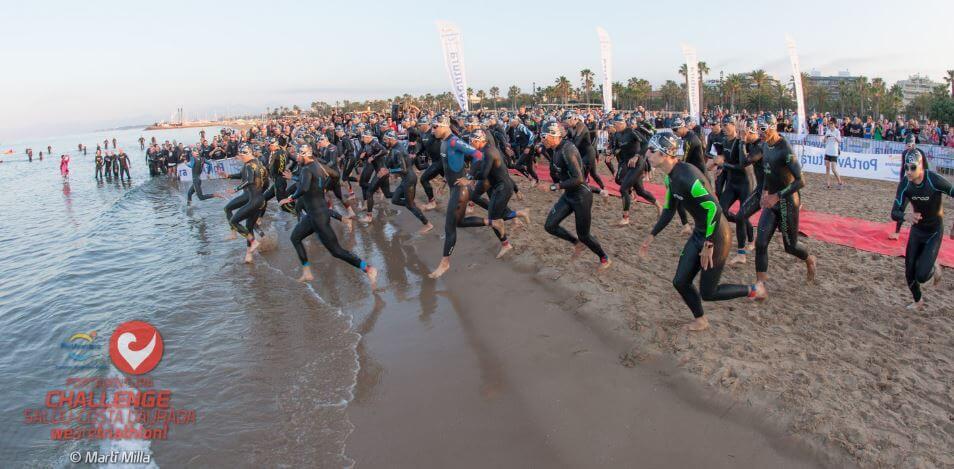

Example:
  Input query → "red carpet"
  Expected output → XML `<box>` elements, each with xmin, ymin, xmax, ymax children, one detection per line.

<box><xmin>512</xmin><ymin>163</ymin><xmax>954</xmax><ymax>268</ymax></box>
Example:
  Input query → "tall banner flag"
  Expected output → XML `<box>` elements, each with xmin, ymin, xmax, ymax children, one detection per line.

<box><xmin>681</xmin><ymin>45</ymin><xmax>700</xmax><ymax>125</ymax></box>
<box><xmin>436</xmin><ymin>21</ymin><xmax>469</xmax><ymax>112</ymax></box>
<box><xmin>786</xmin><ymin>35</ymin><xmax>807</xmax><ymax>136</ymax></box>
<box><xmin>596</xmin><ymin>27</ymin><xmax>613</xmax><ymax>112</ymax></box>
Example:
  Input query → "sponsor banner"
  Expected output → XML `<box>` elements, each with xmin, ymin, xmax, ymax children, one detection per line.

<box><xmin>596</xmin><ymin>27</ymin><xmax>613</xmax><ymax>112</ymax></box>
<box><xmin>794</xmin><ymin>144</ymin><xmax>903</xmax><ymax>182</ymax></box>
<box><xmin>681</xmin><ymin>45</ymin><xmax>700</xmax><ymax>126</ymax></box>
<box><xmin>177</xmin><ymin>158</ymin><xmax>242</xmax><ymax>181</ymax></box>
<box><xmin>436</xmin><ymin>21</ymin><xmax>469</xmax><ymax>112</ymax></box>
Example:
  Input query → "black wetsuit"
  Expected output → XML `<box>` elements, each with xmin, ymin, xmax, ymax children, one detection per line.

<box><xmin>544</xmin><ymin>139</ymin><xmax>608</xmax><ymax>262</ymax></box>
<box><xmin>337</xmin><ymin>136</ymin><xmax>358</xmax><ymax>191</ymax></box>
<box><xmin>651</xmin><ymin>162</ymin><xmax>753</xmax><ymax>318</ymax></box>
<box><xmin>186</xmin><ymin>154</ymin><xmax>214</xmax><ymax>202</ymax></box>
<box><xmin>890</xmin><ymin>170</ymin><xmax>953</xmax><ymax>301</ymax></box>
<box><xmin>736</xmin><ymin>138</ymin><xmax>764</xmax><ymax>246</ymax></box>
<box><xmin>261</xmin><ymin>148</ymin><xmax>292</xmax><ymax>212</ymax></box>
<box><xmin>224</xmin><ymin>158</ymin><xmax>268</xmax><ymax>244</ymax></box>
<box><xmin>359</xmin><ymin>139</ymin><xmax>391</xmax><ymax>214</ymax></box>
<box><xmin>440</xmin><ymin>134</ymin><xmax>483</xmax><ymax>257</ymax></box>
<box><xmin>288</xmin><ymin>161</ymin><xmax>366</xmax><ymax>270</ymax></box>
<box><xmin>118</xmin><ymin>153</ymin><xmax>131</xmax><ymax>180</ymax></box>
<box><xmin>509</xmin><ymin>124</ymin><xmax>538</xmax><ymax>183</ymax></box>
<box><xmin>615</xmin><ymin>127</ymin><xmax>656</xmax><ymax>212</ymax></box>
<box><xmin>418</xmin><ymin>130</ymin><xmax>445</xmax><ymax>201</ymax></box>
<box><xmin>681</xmin><ymin>130</ymin><xmax>707</xmax><ymax>177</ymax></box>
<box><xmin>571</xmin><ymin>122</ymin><xmax>604</xmax><ymax>190</ymax></box>
<box><xmin>894</xmin><ymin>148</ymin><xmax>931</xmax><ymax>233</ymax></box>
<box><xmin>385</xmin><ymin>142</ymin><xmax>428</xmax><ymax>225</ymax></box>
<box><xmin>755</xmin><ymin>136</ymin><xmax>810</xmax><ymax>273</ymax></box>
<box><xmin>719</xmin><ymin>138</ymin><xmax>752</xmax><ymax>251</ymax></box>
<box><xmin>461</xmin><ymin>136</ymin><xmax>517</xmax><ymax>243</ymax></box>
<box><xmin>95</xmin><ymin>154</ymin><xmax>104</xmax><ymax>179</ymax></box>
<box><xmin>316</xmin><ymin>144</ymin><xmax>349</xmax><ymax>208</ymax></box>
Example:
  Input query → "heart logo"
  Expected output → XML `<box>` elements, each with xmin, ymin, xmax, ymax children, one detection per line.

<box><xmin>109</xmin><ymin>321</ymin><xmax>163</xmax><ymax>375</ymax></box>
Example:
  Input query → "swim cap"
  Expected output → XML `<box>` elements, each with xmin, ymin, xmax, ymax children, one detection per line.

<box><xmin>648</xmin><ymin>133</ymin><xmax>680</xmax><ymax>157</ymax></box>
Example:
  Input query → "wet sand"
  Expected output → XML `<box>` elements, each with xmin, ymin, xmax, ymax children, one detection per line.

<box><xmin>500</xmin><ymin>168</ymin><xmax>954</xmax><ymax>468</ymax></box>
<box><xmin>299</xmin><ymin>208</ymin><xmax>839</xmax><ymax>467</ymax></box>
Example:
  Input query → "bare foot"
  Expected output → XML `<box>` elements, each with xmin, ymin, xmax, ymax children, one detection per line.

<box><xmin>805</xmin><ymin>255</ymin><xmax>817</xmax><ymax>283</ymax></box>
<box><xmin>244</xmin><ymin>252</ymin><xmax>254</xmax><ymax>264</ymax></box>
<box><xmin>687</xmin><ymin>316</ymin><xmax>710</xmax><ymax>331</ymax></box>
<box><xmin>932</xmin><ymin>263</ymin><xmax>942</xmax><ymax>286</ymax></box>
<box><xmin>423</xmin><ymin>201</ymin><xmax>436</xmax><ymax>211</ymax></box>
<box><xmin>248</xmin><ymin>239</ymin><xmax>261</xmax><ymax>254</ymax></box>
<box><xmin>343</xmin><ymin>217</ymin><xmax>353</xmax><ymax>232</ymax></box>
<box><xmin>465</xmin><ymin>203</ymin><xmax>474</xmax><ymax>215</ymax></box>
<box><xmin>515</xmin><ymin>191</ymin><xmax>524</xmax><ymax>201</ymax></box>
<box><xmin>297</xmin><ymin>266</ymin><xmax>314</xmax><ymax>283</ymax></box>
<box><xmin>752</xmin><ymin>282</ymin><xmax>767</xmax><ymax>301</ymax></box>
<box><xmin>419</xmin><ymin>223</ymin><xmax>434</xmax><ymax>234</ymax></box>
<box><xmin>496</xmin><ymin>243</ymin><xmax>513</xmax><ymax>259</ymax></box>
<box><xmin>428</xmin><ymin>258</ymin><xmax>450</xmax><ymax>279</ymax></box>
<box><xmin>359</xmin><ymin>214</ymin><xmax>372</xmax><ymax>224</ymax></box>
<box><xmin>655</xmin><ymin>201</ymin><xmax>663</xmax><ymax>216</ymax></box>
<box><xmin>727</xmin><ymin>254</ymin><xmax>747</xmax><ymax>265</ymax></box>
<box><xmin>754</xmin><ymin>281</ymin><xmax>767</xmax><ymax>302</ymax></box>
<box><xmin>906</xmin><ymin>300</ymin><xmax>924</xmax><ymax>311</ymax></box>
<box><xmin>680</xmin><ymin>224</ymin><xmax>693</xmax><ymax>235</ymax></box>
<box><xmin>571</xmin><ymin>243</ymin><xmax>586</xmax><ymax>259</ymax></box>
<box><xmin>888</xmin><ymin>231</ymin><xmax>900</xmax><ymax>240</ymax></box>
<box><xmin>226</xmin><ymin>230</ymin><xmax>237</xmax><ymax>241</ymax></box>
<box><xmin>491</xmin><ymin>218</ymin><xmax>504</xmax><ymax>231</ymax></box>
<box><xmin>346</xmin><ymin>207</ymin><xmax>356</xmax><ymax>218</ymax></box>
<box><xmin>597</xmin><ymin>258</ymin><xmax>612</xmax><ymax>271</ymax></box>
<box><xmin>366</xmin><ymin>266</ymin><xmax>378</xmax><ymax>290</ymax></box>
<box><xmin>617</xmin><ymin>217</ymin><xmax>630</xmax><ymax>227</ymax></box>
<box><xmin>745</xmin><ymin>242</ymin><xmax>755</xmax><ymax>253</ymax></box>
<box><xmin>600</xmin><ymin>189</ymin><xmax>610</xmax><ymax>198</ymax></box>
<box><xmin>517</xmin><ymin>209</ymin><xmax>531</xmax><ymax>225</ymax></box>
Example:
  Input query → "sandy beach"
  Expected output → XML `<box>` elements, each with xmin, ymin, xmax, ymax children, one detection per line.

<box><xmin>496</xmin><ymin>169</ymin><xmax>954</xmax><ymax>468</ymax></box>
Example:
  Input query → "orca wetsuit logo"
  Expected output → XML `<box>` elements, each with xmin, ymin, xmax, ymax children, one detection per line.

<box><xmin>109</xmin><ymin>321</ymin><xmax>164</xmax><ymax>375</ymax></box>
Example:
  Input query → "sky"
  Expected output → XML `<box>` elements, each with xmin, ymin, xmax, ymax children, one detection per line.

<box><xmin>2</xmin><ymin>0</ymin><xmax>951</xmax><ymax>142</ymax></box>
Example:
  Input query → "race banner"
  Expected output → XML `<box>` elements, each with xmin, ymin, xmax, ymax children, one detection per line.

<box><xmin>681</xmin><ymin>45</ymin><xmax>700</xmax><ymax>125</ymax></box>
<box><xmin>436</xmin><ymin>21</ymin><xmax>469</xmax><ymax>112</ymax></box>
<box><xmin>786</xmin><ymin>35</ymin><xmax>808</xmax><ymax>136</ymax></box>
<box><xmin>596</xmin><ymin>27</ymin><xmax>613</xmax><ymax>112</ymax></box>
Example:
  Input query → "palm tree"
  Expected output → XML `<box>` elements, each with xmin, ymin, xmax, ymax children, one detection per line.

<box><xmin>580</xmin><ymin>69</ymin><xmax>595</xmax><ymax>105</ymax></box>
<box><xmin>750</xmin><ymin>69</ymin><xmax>769</xmax><ymax>112</ymax></box>
<box><xmin>945</xmin><ymin>70</ymin><xmax>954</xmax><ymax>97</ymax></box>
<box><xmin>555</xmin><ymin>76</ymin><xmax>571</xmax><ymax>105</ymax></box>
<box><xmin>627</xmin><ymin>77</ymin><xmax>651</xmax><ymax>108</ymax></box>
<box><xmin>507</xmin><ymin>85</ymin><xmax>521</xmax><ymax>110</ymax></box>
<box><xmin>724</xmin><ymin>74</ymin><xmax>747</xmax><ymax>111</ymax></box>
<box><xmin>773</xmin><ymin>82</ymin><xmax>788</xmax><ymax>112</ymax></box>
<box><xmin>489</xmin><ymin>86</ymin><xmax>500</xmax><ymax>110</ymax></box>
<box><xmin>476</xmin><ymin>89</ymin><xmax>487</xmax><ymax>110</ymax></box>
<box><xmin>660</xmin><ymin>80</ymin><xmax>681</xmax><ymax>110</ymax></box>
<box><xmin>857</xmin><ymin>76</ymin><xmax>869</xmax><ymax>116</ymax></box>
<box><xmin>870</xmin><ymin>78</ymin><xmax>886</xmax><ymax>118</ymax></box>
<box><xmin>466</xmin><ymin>87</ymin><xmax>474</xmax><ymax>108</ymax></box>
<box><xmin>837</xmin><ymin>81</ymin><xmax>852</xmax><ymax>116</ymax></box>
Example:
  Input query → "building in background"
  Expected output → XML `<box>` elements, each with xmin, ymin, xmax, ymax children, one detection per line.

<box><xmin>806</xmin><ymin>71</ymin><xmax>861</xmax><ymax>103</ymax></box>
<box><xmin>897</xmin><ymin>74</ymin><xmax>942</xmax><ymax>105</ymax></box>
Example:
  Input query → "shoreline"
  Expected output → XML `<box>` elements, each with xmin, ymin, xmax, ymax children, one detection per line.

<box><xmin>338</xmin><ymin>208</ymin><xmax>839</xmax><ymax>468</ymax></box>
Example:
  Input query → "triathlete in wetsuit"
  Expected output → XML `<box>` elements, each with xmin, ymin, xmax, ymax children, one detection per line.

<box><xmin>219</xmin><ymin>144</ymin><xmax>268</xmax><ymax>263</ymax></box>
<box><xmin>260</xmin><ymin>139</ymin><xmax>294</xmax><ymax>214</ymax></box>
<box><xmin>715</xmin><ymin>119</ymin><xmax>753</xmax><ymax>258</ymax></box>
<box><xmin>428</xmin><ymin>116</ymin><xmax>485</xmax><ymax>279</ymax></box>
<box><xmin>94</xmin><ymin>151</ymin><xmax>104</xmax><ymax>180</ymax></box>
<box><xmin>616</xmin><ymin>119</ymin><xmax>661</xmax><ymax>225</ymax></box>
<box><xmin>186</xmin><ymin>147</ymin><xmax>214</xmax><ymax>204</ymax></box>
<box><xmin>727</xmin><ymin>118</ymin><xmax>761</xmax><ymax>265</ymax></box>
<box><xmin>640</xmin><ymin>132</ymin><xmax>763</xmax><ymax>332</ymax></box>
<box><xmin>890</xmin><ymin>134</ymin><xmax>929</xmax><ymax>240</ymax></box>
<box><xmin>418</xmin><ymin>118</ymin><xmax>446</xmax><ymax>210</ymax></box>
<box><xmin>279</xmin><ymin>146</ymin><xmax>377</xmax><ymax>287</ymax></box>
<box><xmin>890</xmin><ymin>148</ymin><xmax>953</xmax><ymax>310</ymax></box>
<box><xmin>754</xmin><ymin>115</ymin><xmax>817</xmax><ymax>287</ymax></box>
<box><xmin>508</xmin><ymin>118</ymin><xmax>538</xmax><ymax>186</ymax></box>
<box><xmin>357</xmin><ymin>131</ymin><xmax>391</xmax><ymax>222</ymax></box>
<box><xmin>541</xmin><ymin>122</ymin><xmax>611</xmax><ymax>270</ymax></box>
<box><xmin>565</xmin><ymin>112</ymin><xmax>606</xmax><ymax>193</ymax></box>
<box><xmin>335</xmin><ymin>126</ymin><xmax>358</xmax><ymax>196</ymax></box>
<box><xmin>456</xmin><ymin>129</ymin><xmax>530</xmax><ymax>259</ymax></box>
<box><xmin>316</xmin><ymin>134</ymin><xmax>355</xmax><ymax>218</ymax></box>
<box><xmin>382</xmin><ymin>131</ymin><xmax>433</xmax><ymax>233</ymax></box>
